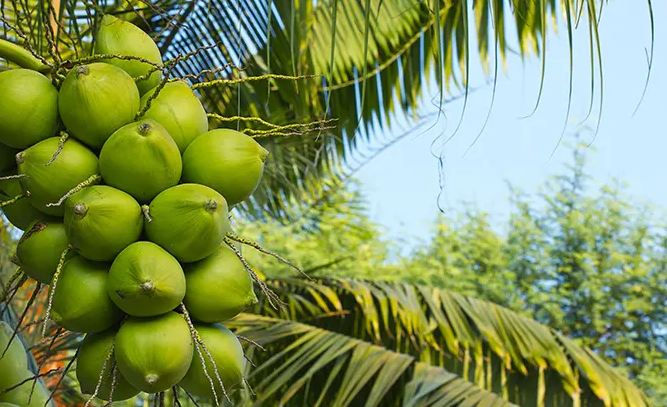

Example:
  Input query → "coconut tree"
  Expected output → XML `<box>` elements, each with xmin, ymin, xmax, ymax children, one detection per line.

<box><xmin>0</xmin><ymin>0</ymin><xmax>655</xmax><ymax>406</ymax></box>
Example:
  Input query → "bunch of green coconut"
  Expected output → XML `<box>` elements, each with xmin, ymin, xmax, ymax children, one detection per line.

<box><xmin>0</xmin><ymin>13</ymin><xmax>288</xmax><ymax>405</ymax></box>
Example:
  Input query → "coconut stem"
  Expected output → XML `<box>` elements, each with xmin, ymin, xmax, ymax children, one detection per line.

<box><xmin>84</xmin><ymin>339</ymin><xmax>115</xmax><ymax>407</ymax></box>
<box><xmin>2</xmin><ymin>281</ymin><xmax>42</xmax><ymax>359</ymax></box>
<box><xmin>236</xmin><ymin>334</ymin><xmax>266</xmax><ymax>351</ymax></box>
<box><xmin>223</xmin><ymin>237</ymin><xmax>285</xmax><ymax>311</ymax></box>
<box><xmin>142</xmin><ymin>205</ymin><xmax>153</xmax><ymax>223</ymax></box>
<box><xmin>135</xmin><ymin>57</ymin><xmax>181</xmax><ymax>120</ymax></box>
<box><xmin>0</xmin><ymin>173</ymin><xmax>28</xmax><ymax>181</ymax></box>
<box><xmin>0</xmin><ymin>267</ymin><xmax>24</xmax><ymax>305</ymax></box>
<box><xmin>0</xmin><ymin>193</ymin><xmax>26</xmax><ymax>207</ymax></box>
<box><xmin>0</xmin><ymin>367</ymin><xmax>60</xmax><ymax>397</ymax></box>
<box><xmin>45</xmin><ymin>131</ymin><xmax>69</xmax><ymax>166</ymax></box>
<box><xmin>179</xmin><ymin>303</ymin><xmax>228</xmax><ymax>406</ymax></box>
<box><xmin>43</xmin><ymin>245</ymin><xmax>72</xmax><ymax>337</ymax></box>
<box><xmin>29</xmin><ymin>327</ymin><xmax>63</xmax><ymax>403</ymax></box>
<box><xmin>47</xmin><ymin>174</ymin><xmax>101</xmax><ymax>207</ymax></box>
<box><xmin>0</xmin><ymin>274</ymin><xmax>27</xmax><ymax>318</ymax></box>
<box><xmin>172</xmin><ymin>386</ymin><xmax>183</xmax><ymax>407</ymax></box>
<box><xmin>225</xmin><ymin>232</ymin><xmax>310</xmax><ymax>280</ymax></box>
<box><xmin>101</xmin><ymin>362</ymin><xmax>118</xmax><ymax>407</ymax></box>
<box><xmin>65</xmin><ymin>53</ymin><xmax>164</xmax><ymax>72</ymax></box>
<box><xmin>191</xmin><ymin>73</ymin><xmax>321</xmax><ymax>90</ymax></box>
<box><xmin>243</xmin><ymin>378</ymin><xmax>256</xmax><ymax>396</ymax></box>
<box><xmin>45</xmin><ymin>346</ymin><xmax>80</xmax><ymax>407</ymax></box>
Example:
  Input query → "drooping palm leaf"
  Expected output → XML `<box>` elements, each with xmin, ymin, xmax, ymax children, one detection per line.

<box><xmin>230</xmin><ymin>313</ymin><xmax>516</xmax><ymax>407</ymax></box>
<box><xmin>249</xmin><ymin>278</ymin><xmax>650</xmax><ymax>407</ymax></box>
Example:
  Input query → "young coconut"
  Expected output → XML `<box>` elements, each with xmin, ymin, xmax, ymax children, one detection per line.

<box><xmin>14</xmin><ymin>220</ymin><xmax>72</xmax><ymax>284</ymax></box>
<box><xmin>107</xmin><ymin>241</ymin><xmax>185</xmax><ymax>317</ymax></box>
<box><xmin>0</xmin><ymin>321</ymin><xmax>27</xmax><ymax>390</ymax></box>
<box><xmin>17</xmin><ymin>137</ymin><xmax>99</xmax><ymax>216</ymax></box>
<box><xmin>64</xmin><ymin>185</ymin><xmax>143</xmax><ymax>261</ymax></box>
<box><xmin>94</xmin><ymin>14</ymin><xmax>163</xmax><ymax>94</ymax></box>
<box><xmin>76</xmin><ymin>329</ymin><xmax>140</xmax><ymax>401</ymax></box>
<box><xmin>99</xmin><ymin>119</ymin><xmax>181</xmax><ymax>203</ymax></box>
<box><xmin>0</xmin><ymin>172</ymin><xmax>56</xmax><ymax>230</ymax></box>
<box><xmin>0</xmin><ymin>69</ymin><xmax>59</xmax><ymax>149</ymax></box>
<box><xmin>144</xmin><ymin>184</ymin><xmax>230</xmax><ymax>263</ymax></box>
<box><xmin>0</xmin><ymin>369</ymin><xmax>56</xmax><ymax>407</ymax></box>
<box><xmin>115</xmin><ymin>312</ymin><xmax>194</xmax><ymax>393</ymax></box>
<box><xmin>139</xmin><ymin>81</ymin><xmax>208</xmax><ymax>152</ymax></box>
<box><xmin>183</xmin><ymin>245</ymin><xmax>257</xmax><ymax>323</ymax></box>
<box><xmin>0</xmin><ymin>144</ymin><xmax>19</xmax><ymax>172</ymax></box>
<box><xmin>182</xmin><ymin>129</ymin><xmax>269</xmax><ymax>206</ymax></box>
<box><xmin>50</xmin><ymin>256</ymin><xmax>123</xmax><ymax>333</ymax></box>
<box><xmin>58</xmin><ymin>63</ymin><xmax>140</xmax><ymax>149</ymax></box>
<box><xmin>179</xmin><ymin>323</ymin><xmax>246</xmax><ymax>399</ymax></box>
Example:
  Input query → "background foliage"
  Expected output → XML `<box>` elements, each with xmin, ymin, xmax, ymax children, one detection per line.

<box><xmin>238</xmin><ymin>142</ymin><xmax>667</xmax><ymax>405</ymax></box>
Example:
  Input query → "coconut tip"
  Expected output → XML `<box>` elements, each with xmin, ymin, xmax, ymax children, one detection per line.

<box><xmin>144</xmin><ymin>373</ymin><xmax>160</xmax><ymax>385</ymax></box>
<box><xmin>204</xmin><ymin>199</ymin><xmax>218</xmax><ymax>212</ymax></box>
<box><xmin>139</xmin><ymin>280</ymin><xmax>155</xmax><ymax>293</ymax></box>
<box><xmin>258</xmin><ymin>146</ymin><xmax>270</xmax><ymax>162</ymax></box>
<box><xmin>73</xmin><ymin>202</ymin><xmax>88</xmax><ymax>217</ymax></box>
<box><xmin>138</xmin><ymin>122</ymin><xmax>152</xmax><ymax>136</ymax></box>
<box><xmin>15</xmin><ymin>151</ymin><xmax>24</xmax><ymax>166</ymax></box>
<box><xmin>75</xmin><ymin>65</ymin><xmax>89</xmax><ymax>77</ymax></box>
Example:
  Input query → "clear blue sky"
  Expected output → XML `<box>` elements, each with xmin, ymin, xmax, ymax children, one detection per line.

<box><xmin>355</xmin><ymin>0</ymin><xmax>665</xmax><ymax>247</ymax></box>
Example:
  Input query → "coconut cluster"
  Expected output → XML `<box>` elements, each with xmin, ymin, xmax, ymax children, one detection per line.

<box><xmin>0</xmin><ymin>14</ymin><xmax>276</xmax><ymax>403</ymax></box>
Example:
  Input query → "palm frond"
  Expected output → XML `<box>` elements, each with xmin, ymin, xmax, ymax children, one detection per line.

<box><xmin>258</xmin><ymin>278</ymin><xmax>650</xmax><ymax>407</ymax></box>
<box><xmin>228</xmin><ymin>313</ymin><xmax>515</xmax><ymax>407</ymax></box>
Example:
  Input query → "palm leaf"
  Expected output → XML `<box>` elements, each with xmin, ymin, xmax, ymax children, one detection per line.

<box><xmin>227</xmin><ymin>313</ymin><xmax>515</xmax><ymax>407</ymax></box>
<box><xmin>253</xmin><ymin>278</ymin><xmax>650</xmax><ymax>407</ymax></box>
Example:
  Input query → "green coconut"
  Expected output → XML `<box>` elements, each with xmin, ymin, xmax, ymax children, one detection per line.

<box><xmin>139</xmin><ymin>81</ymin><xmax>208</xmax><ymax>152</ymax></box>
<box><xmin>0</xmin><ymin>69</ymin><xmax>59</xmax><ymax>149</ymax></box>
<box><xmin>179</xmin><ymin>323</ymin><xmax>245</xmax><ymax>399</ymax></box>
<box><xmin>15</xmin><ymin>220</ymin><xmax>72</xmax><ymax>284</ymax></box>
<box><xmin>107</xmin><ymin>241</ymin><xmax>185</xmax><ymax>317</ymax></box>
<box><xmin>58</xmin><ymin>63</ymin><xmax>140</xmax><ymax>149</ymax></box>
<box><xmin>99</xmin><ymin>119</ymin><xmax>181</xmax><ymax>203</ymax></box>
<box><xmin>184</xmin><ymin>245</ymin><xmax>257</xmax><ymax>323</ymax></box>
<box><xmin>51</xmin><ymin>256</ymin><xmax>123</xmax><ymax>333</ymax></box>
<box><xmin>0</xmin><ymin>403</ymin><xmax>21</xmax><ymax>407</ymax></box>
<box><xmin>64</xmin><ymin>185</ymin><xmax>143</xmax><ymax>261</ymax></box>
<box><xmin>0</xmin><ymin>369</ymin><xmax>55</xmax><ymax>407</ymax></box>
<box><xmin>0</xmin><ymin>144</ymin><xmax>19</xmax><ymax>172</ymax></box>
<box><xmin>17</xmin><ymin>137</ymin><xmax>99</xmax><ymax>216</ymax></box>
<box><xmin>182</xmin><ymin>129</ymin><xmax>269</xmax><ymax>206</ymax></box>
<box><xmin>0</xmin><ymin>321</ymin><xmax>27</xmax><ymax>391</ymax></box>
<box><xmin>115</xmin><ymin>312</ymin><xmax>194</xmax><ymax>393</ymax></box>
<box><xmin>94</xmin><ymin>14</ymin><xmax>163</xmax><ymax>95</ymax></box>
<box><xmin>145</xmin><ymin>184</ymin><xmax>230</xmax><ymax>263</ymax></box>
<box><xmin>76</xmin><ymin>329</ymin><xmax>140</xmax><ymax>401</ymax></box>
<box><xmin>0</xmin><ymin>171</ymin><xmax>56</xmax><ymax>230</ymax></box>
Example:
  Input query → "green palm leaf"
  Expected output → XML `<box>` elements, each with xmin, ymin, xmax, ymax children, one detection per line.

<box><xmin>249</xmin><ymin>278</ymin><xmax>650</xmax><ymax>407</ymax></box>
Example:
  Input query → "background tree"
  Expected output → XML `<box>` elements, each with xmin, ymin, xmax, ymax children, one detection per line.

<box><xmin>238</xmin><ymin>142</ymin><xmax>667</xmax><ymax>404</ymax></box>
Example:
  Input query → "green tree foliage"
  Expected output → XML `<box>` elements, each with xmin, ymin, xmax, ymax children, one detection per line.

<box><xmin>238</xmin><ymin>143</ymin><xmax>667</xmax><ymax>404</ymax></box>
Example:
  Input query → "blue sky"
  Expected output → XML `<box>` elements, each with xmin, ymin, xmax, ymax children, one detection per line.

<box><xmin>355</xmin><ymin>0</ymin><xmax>666</xmax><ymax>247</ymax></box>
